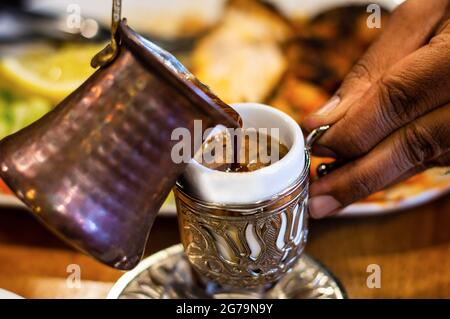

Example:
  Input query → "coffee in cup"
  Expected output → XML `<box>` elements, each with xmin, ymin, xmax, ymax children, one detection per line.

<box><xmin>195</xmin><ymin>130</ymin><xmax>289</xmax><ymax>173</ymax></box>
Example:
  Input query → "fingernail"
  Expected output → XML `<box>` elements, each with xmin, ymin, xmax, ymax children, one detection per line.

<box><xmin>309</xmin><ymin>195</ymin><xmax>342</xmax><ymax>218</ymax></box>
<box><xmin>316</xmin><ymin>96</ymin><xmax>340</xmax><ymax>115</ymax></box>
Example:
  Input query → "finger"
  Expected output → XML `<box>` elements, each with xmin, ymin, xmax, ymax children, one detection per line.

<box><xmin>308</xmin><ymin>103</ymin><xmax>450</xmax><ymax>218</ymax></box>
<box><xmin>303</xmin><ymin>0</ymin><xmax>449</xmax><ymax>132</ymax></box>
<box><xmin>309</xmin><ymin>26</ymin><xmax>450</xmax><ymax>160</ymax></box>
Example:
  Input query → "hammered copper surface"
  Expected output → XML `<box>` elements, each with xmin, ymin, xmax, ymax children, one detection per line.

<box><xmin>0</xmin><ymin>23</ymin><xmax>239</xmax><ymax>270</ymax></box>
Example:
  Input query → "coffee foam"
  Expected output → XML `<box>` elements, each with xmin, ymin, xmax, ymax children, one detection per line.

<box><xmin>178</xmin><ymin>103</ymin><xmax>305</xmax><ymax>205</ymax></box>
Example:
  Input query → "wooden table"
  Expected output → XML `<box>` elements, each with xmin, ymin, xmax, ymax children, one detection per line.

<box><xmin>0</xmin><ymin>195</ymin><xmax>449</xmax><ymax>299</ymax></box>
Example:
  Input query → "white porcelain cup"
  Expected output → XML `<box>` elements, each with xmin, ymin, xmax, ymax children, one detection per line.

<box><xmin>178</xmin><ymin>102</ymin><xmax>306</xmax><ymax>205</ymax></box>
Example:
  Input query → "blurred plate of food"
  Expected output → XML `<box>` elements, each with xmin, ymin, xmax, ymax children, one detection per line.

<box><xmin>340</xmin><ymin>167</ymin><xmax>450</xmax><ymax>216</ymax></box>
<box><xmin>1</xmin><ymin>0</ymin><xmax>448</xmax><ymax>217</ymax></box>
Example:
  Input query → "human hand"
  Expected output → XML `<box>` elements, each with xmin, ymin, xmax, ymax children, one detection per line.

<box><xmin>303</xmin><ymin>0</ymin><xmax>450</xmax><ymax>218</ymax></box>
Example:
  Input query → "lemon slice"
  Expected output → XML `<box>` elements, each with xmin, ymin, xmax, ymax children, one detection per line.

<box><xmin>0</xmin><ymin>43</ymin><xmax>105</xmax><ymax>103</ymax></box>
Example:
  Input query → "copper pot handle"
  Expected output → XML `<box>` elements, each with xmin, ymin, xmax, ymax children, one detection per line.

<box><xmin>91</xmin><ymin>0</ymin><xmax>122</xmax><ymax>68</ymax></box>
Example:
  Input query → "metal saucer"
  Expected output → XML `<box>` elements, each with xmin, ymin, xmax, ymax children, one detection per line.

<box><xmin>107</xmin><ymin>244</ymin><xmax>346</xmax><ymax>299</ymax></box>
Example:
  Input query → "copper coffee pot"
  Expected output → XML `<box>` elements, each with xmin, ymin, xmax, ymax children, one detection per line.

<box><xmin>0</xmin><ymin>1</ymin><xmax>239</xmax><ymax>270</ymax></box>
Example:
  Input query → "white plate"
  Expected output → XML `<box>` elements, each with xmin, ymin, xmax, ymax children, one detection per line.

<box><xmin>0</xmin><ymin>194</ymin><xmax>23</xmax><ymax>207</ymax></box>
<box><xmin>0</xmin><ymin>288</ymin><xmax>23</xmax><ymax>299</ymax></box>
<box><xmin>340</xmin><ymin>184</ymin><xmax>450</xmax><ymax>216</ymax></box>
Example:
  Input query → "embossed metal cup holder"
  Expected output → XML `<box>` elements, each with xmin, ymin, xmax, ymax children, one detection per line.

<box><xmin>168</xmin><ymin>104</ymin><xmax>343</xmax><ymax>297</ymax></box>
<box><xmin>174</xmin><ymin>158</ymin><xmax>310</xmax><ymax>289</ymax></box>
